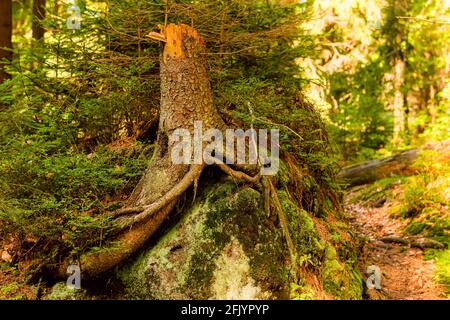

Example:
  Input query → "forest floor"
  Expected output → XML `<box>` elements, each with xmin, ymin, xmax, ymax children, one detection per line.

<box><xmin>346</xmin><ymin>185</ymin><xmax>448</xmax><ymax>300</ymax></box>
<box><xmin>1</xmin><ymin>159</ymin><xmax>449</xmax><ymax>300</ymax></box>
<box><xmin>0</xmin><ymin>229</ymin><xmax>39</xmax><ymax>300</ymax></box>
<box><xmin>0</xmin><ymin>265</ymin><xmax>37</xmax><ymax>300</ymax></box>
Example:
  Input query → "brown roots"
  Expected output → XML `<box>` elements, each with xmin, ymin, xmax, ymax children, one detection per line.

<box><xmin>54</xmin><ymin>160</ymin><xmax>263</xmax><ymax>279</ymax></box>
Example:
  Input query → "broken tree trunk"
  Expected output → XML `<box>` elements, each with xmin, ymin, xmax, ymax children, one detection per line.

<box><xmin>53</xmin><ymin>24</ymin><xmax>266</xmax><ymax>279</ymax></box>
<box><xmin>338</xmin><ymin>139</ymin><xmax>450</xmax><ymax>188</ymax></box>
<box><xmin>54</xmin><ymin>24</ymin><xmax>229</xmax><ymax>278</ymax></box>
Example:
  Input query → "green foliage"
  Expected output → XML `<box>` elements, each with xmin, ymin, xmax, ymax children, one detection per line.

<box><xmin>313</xmin><ymin>0</ymin><xmax>450</xmax><ymax>161</ymax></box>
<box><xmin>327</xmin><ymin>58</ymin><xmax>392</xmax><ymax>160</ymax></box>
<box><xmin>377</xmin><ymin>150</ymin><xmax>450</xmax><ymax>296</ymax></box>
<box><xmin>289</xmin><ymin>282</ymin><xmax>316</xmax><ymax>300</ymax></box>
<box><xmin>396</xmin><ymin>150</ymin><xmax>450</xmax><ymax>219</ymax></box>
<box><xmin>0</xmin><ymin>141</ymin><xmax>150</xmax><ymax>261</ymax></box>
<box><xmin>350</xmin><ymin>176</ymin><xmax>403</xmax><ymax>207</ymax></box>
<box><xmin>424</xmin><ymin>249</ymin><xmax>450</xmax><ymax>296</ymax></box>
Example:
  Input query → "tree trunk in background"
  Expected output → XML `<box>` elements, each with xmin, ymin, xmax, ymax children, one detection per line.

<box><xmin>392</xmin><ymin>58</ymin><xmax>406</xmax><ymax>148</ymax></box>
<box><xmin>32</xmin><ymin>0</ymin><xmax>46</xmax><ymax>40</ymax></box>
<box><xmin>428</xmin><ymin>84</ymin><xmax>437</xmax><ymax>125</ymax></box>
<box><xmin>408</xmin><ymin>105</ymin><xmax>417</xmax><ymax>144</ymax></box>
<box><xmin>406</xmin><ymin>90</ymin><xmax>419</xmax><ymax>144</ymax></box>
<box><xmin>53</xmin><ymin>0</ymin><xmax>61</xmax><ymax>17</ymax></box>
<box><xmin>0</xmin><ymin>0</ymin><xmax>12</xmax><ymax>83</ymax></box>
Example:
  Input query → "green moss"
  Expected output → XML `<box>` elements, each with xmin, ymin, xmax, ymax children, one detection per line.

<box><xmin>46</xmin><ymin>283</ymin><xmax>89</xmax><ymax>300</ymax></box>
<box><xmin>276</xmin><ymin>160</ymin><xmax>291</xmax><ymax>188</ymax></box>
<box><xmin>290</xmin><ymin>282</ymin><xmax>317</xmax><ymax>300</ymax></box>
<box><xmin>118</xmin><ymin>179</ymin><xmax>292</xmax><ymax>299</ymax></box>
<box><xmin>330</xmin><ymin>232</ymin><xmax>342</xmax><ymax>243</ymax></box>
<box><xmin>322</xmin><ymin>244</ymin><xmax>363</xmax><ymax>300</ymax></box>
<box><xmin>273</xmin><ymin>187</ymin><xmax>363</xmax><ymax>299</ymax></box>
<box><xmin>219</xmin><ymin>186</ymin><xmax>288</xmax><ymax>296</ymax></box>
<box><xmin>185</xmin><ymin>182</ymin><xmax>286</xmax><ymax>298</ymax></box>
<box><xmin>405</xmin><ymin>221</ymin><xmax>428</xmax><ymax>235</ymax></box>
<box><xmin>322</xmin><ymin>245</ymin><xmax>343</xmax><ymax>290</ymax></box>
<box><xmin>277</xmin><ymin>190</ymin><xmax>324</xmax><ymax>267</ymax></box>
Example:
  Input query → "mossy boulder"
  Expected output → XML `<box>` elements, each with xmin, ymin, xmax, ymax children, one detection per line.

<box><xmin>45</xmin><ymin>174</ymin><xmax>363</xmax><ymax>300</ymax></box>
<box><xmin>117</xmin><ymin>178</ymin><xmax>291</xmax><ymax>299</ymax></box>
<box><xmin>116</xmin><ymin>175</ymin><xmax>363</xmax><ymax>300</ymax></box>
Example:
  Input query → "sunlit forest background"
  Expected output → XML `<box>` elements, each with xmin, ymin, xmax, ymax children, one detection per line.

<box><xmin>305</xmin><ymin>0</ymin><xmax>449</xmax><ymax>160</ymax></box>
<box><xmin>0</xmin><ymin>0</ymin><xmax>449</xmax><ymax>300</ymax></box>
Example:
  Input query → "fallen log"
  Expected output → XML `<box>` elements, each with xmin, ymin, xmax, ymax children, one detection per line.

<box><xmin>338</xmin><ymin>149</ymin><xmax>419</xmax><ymax>187</ymax></box>
<box><xmin>338</xmin><ymin>140</ymin><xmax>450</xmax><ymax>188</ymax></box>
<box><xmin>379</xmin><ymin>236</ymin><xmax>446</xmax><ymax>250</ymax></box>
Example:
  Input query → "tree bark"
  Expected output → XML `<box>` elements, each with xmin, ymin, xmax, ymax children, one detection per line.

<box><xmin>428</xmin><ymin>84</ymin><xmax>436</xmax><ymax>125</ymax></box>
<box><xmin>32</xmin><ymin>0</ymin><xmax>46</xmax><ymax>40</ymax></box>
<box><xmin>392</xmin><ymin>58</ymin><xmax>406</xmax><ymax>148</ymax></box>
<box><xmin>0</xmin><ymin>0</ymin><xmax>12</xmax><ymax>83</ymax></box>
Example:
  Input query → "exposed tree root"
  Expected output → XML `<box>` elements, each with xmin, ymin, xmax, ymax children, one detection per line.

<box><xmin>116</xmin><ymin>164</ymin><xmax>204</xmax><ymax>229</ymax></box>
<box><xmin>214</xmin><ymin>160</ymin><xmax>261</xmax><ymax>184</ymax></box>
<box><xmin>56</xmin><ymin>199</ymin><xmax>178</xmax><ymax>279</ymax></box>
<box><xmin>267</xmin><ymin>179</ymin><xmax>298</xmax><ymax>281</ymax></box>
<box><xmin>261</xmin><ymin>177</ymin><xmax>271</xmax><ymax>215</ymax></box>
<box><xmin>114</xmin><ymin>160</ymin><xmax>261</xmax><ymax>232</ymax></box>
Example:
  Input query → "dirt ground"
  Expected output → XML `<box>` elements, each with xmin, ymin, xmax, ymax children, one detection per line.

<box><xmin>346</xmin><ymin>193</ymin><xmax>447</xmax><ymax>300</ymax></box>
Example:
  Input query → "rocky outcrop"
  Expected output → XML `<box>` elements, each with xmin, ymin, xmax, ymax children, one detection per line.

<box><xmin>117</xmin><ymin>178</ymin><xmax>290</xmax><ymax>299</ymax></box>
<box><xmin>116</xmin><ymin>176</ymin><xmax>363</xmax><ymax>300</ymax></box>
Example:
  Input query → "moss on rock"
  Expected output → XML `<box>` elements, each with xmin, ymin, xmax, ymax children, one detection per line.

<box><xmin>46</xmin><ymin>282</ymin><xmax>90</xmax><ymax>300</ymax></box>
<box><xmin>322</xmin><ymin>244</ymin><xmax>363</xmax><ymax>300</ymax></box>
<box><xmin>117</xmin><ymin>174</ymin><xmax>363</xmax><ymax>300</ymax></box>
<box><xmin>117</xmin><ymin>178</ymin><xmax>289</xmax><ymax>299</ymax></box>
